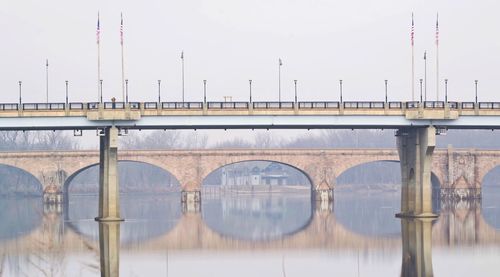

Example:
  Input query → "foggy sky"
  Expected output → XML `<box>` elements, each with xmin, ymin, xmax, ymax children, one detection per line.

<box><xmin>1</xmin><ymin>0</ymin><xmax>499</xmax><ymax>105</ymax></box>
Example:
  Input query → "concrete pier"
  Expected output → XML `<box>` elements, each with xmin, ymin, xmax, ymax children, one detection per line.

<box><xmin>396</xmin><ymin>126</ymin><xmax>438</xmax><ymax>218</ymax></box>
<box><xmin>96</xmin><ymin>126</ymin><xmax>123</xmax><ymax>222</ymax></box>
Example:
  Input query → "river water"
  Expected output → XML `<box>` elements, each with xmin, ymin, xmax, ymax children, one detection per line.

<box><xmin>1</xmin><ymin>185</ymin><xmax>500</xmax><ymax>276</ymax></box>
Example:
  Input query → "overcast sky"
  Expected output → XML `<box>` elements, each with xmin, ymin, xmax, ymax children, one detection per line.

<box><xmin>1</xmin><ymin>0</ymin><xmax>499</xmax><ymax>105</ymax></box>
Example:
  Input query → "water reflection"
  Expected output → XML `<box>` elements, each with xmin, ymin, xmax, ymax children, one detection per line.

<box><xmin>2</xmin><ymin>189</ymin><xmax>500</xmax><ymax>276</ymax></box>
<box><xmin>67</xmin><ymin>194</ymin><xmax>182</xmax><ymax>244</ymax></box>
<box><xmin>202</xmin><ymin>194</ymin><xmax>312</xmax><ymax>240</ymax></box>
<box><xmin>0</xmin><ymin>198</ymin><xmax>42</xmax><ymax>241</ymax></box>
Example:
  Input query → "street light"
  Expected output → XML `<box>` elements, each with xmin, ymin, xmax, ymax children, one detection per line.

<box><xmin>475</xmin><ymin>80</ymin><xmax>478</xmax><ymax>104</ymax></box>
<box><xmin>339</xmin><ymin>79</ymin><xmax>343</xmax><ymax>103</ymax></box>
<box><xmin>419</xmin><ymin>79</ymin><xmax>423</xmax><ymax>103</ymax></box>
<box><xmin>203</xmin><ymin>80</ymin><xmax>207</xmax><ymax>104</ymax></box>
<box><xmin>444</xmin><ymin>79</ymin><xmax>448</xmax><ymax>103</ymax></box>
<box><xmin>18</xmin><ymin>81</ymin><xmax>22</xmax><ymax>106</ymax></box>
<box><xmin>65</xmin><ymin>80</ymin><xmax>69</xmax><ymax>106</ymax></box>
<box><xmin>158</xmin><ymin>80</ymin><xmax>161</xmax><ymax>103</ymax></box>
<box><xmin>99</xmin><ymin>79</ymin><xmax>103</xmax><ymax>103</ymax></box>
<box><xmin>294</xmin><ymin>80</ymin><xmax>298</xmax><ymax>103</ymax></box>
<box><xmin>249</xmin><ymin>80</ymin><xmax>252</xmax><ymax>103</ymax></box>
<box><xmin>125</xmin><ymin>79</ymin><xmax>129</xmax><ymax>103</ymax></box>
<box><xmin>384</xmin><ymin>80</ymin><xmax>388</xmax><ymax>103</ymax></box>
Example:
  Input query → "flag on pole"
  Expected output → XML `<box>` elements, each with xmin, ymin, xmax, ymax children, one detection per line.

<box><xmin>411</xmin><ymin>13</ymin><xmax>414</xmax><ymax>46</ymax></box>
<box><xmin>435</xmin><ymin>14</ymin><xmax>439</xmax><ymax>46</ymax></box>
<box><xmin>181</xmin><ymin>51</ymin><xmax>184</xmax><ymax>60</ymax></box>
<box><xmin>424</xmin><ymin>51</ymin><xmax>426</xmax><ymax>60</ymax></box>
<box><xmin>97</xmin><ymin>13</ymin><xmax>100</xmax><ymax>44</ymax></box>
<box><xmin>120</xmin><ymin>13</ymin><xmax>124</xmax><ymax>45</ymax></box>
<box><xmin>279</xmin><ymin>58</ymin><xmax>283</xmax><ymax>66</ymax></box>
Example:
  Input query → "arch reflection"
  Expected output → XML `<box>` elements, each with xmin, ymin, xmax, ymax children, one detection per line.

<box><xmin>66</xmin><ymin>194</ymin><xmax>182</xmax><ymax>244</ymax></box>
<box><xmin>0</xmin><ymin>198</ymin><xmax>43</xmax><ymax>241</ymax></box>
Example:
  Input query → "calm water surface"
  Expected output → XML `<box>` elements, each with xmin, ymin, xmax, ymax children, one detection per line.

<box><xmin>1</xmin><ymin>187</ymin><xmax>500</xmax><ymax>276</ymax></box>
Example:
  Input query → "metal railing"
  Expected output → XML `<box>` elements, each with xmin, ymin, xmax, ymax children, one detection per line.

<box><xmin>0</xmin><ymin>103</ymin><xmax>19</xmax><ymax>110</ymax></box>
<box><xmin>4</xmin><ymin>101</ymin><xmax>500</xmax><ymax>113</ymax></box>
<box><xmin>23</xmin><ymin>103</ymin><xmax>65</xmax><ymax>110</ymax></box>
<box><xmin>162</xmin><ymin>102</ymin><xmax>203</xmax><ymax>109</ymax></box>
<box><xmin>298</xmin><ymin>102</ymin><xmax>340</xmax><ymax>109</ymax></box>
<box><xmin>253</xmin><ymin>102</ymin><xmax>295</xmax><ymax>109</ymax></box>
<box><xmin>343</xmin><ymin>101</ymin><xmax>385</xmax><ymax>109</ymax></box>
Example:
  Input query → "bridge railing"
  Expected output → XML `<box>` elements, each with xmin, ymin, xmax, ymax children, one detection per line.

<box><xmin>478</xmin><ymin>102</ymin><xmax>500</xmax><ymax>109</ymax></box>
<box><xmin>462</xmin><ymin>102</ymin><xmax>475</xmax><ymax>109</ymax></box>
<box><xmin>343</xmin><ymin>101</ymin><xmax>385</xmax><ymax>109</ymax></box>
<box><xmin>103</xmin><ymin>102</ymin><xmax>125</xmax><ymax>109</ymax></box>
<box><xmin>423</xmin><ymin>101</ymin><xmax>445</xmax><ymax>108</ymax></box>
<box><xmin>23</xmin><ymin>103</ymin><xmax>65</xmax><ymax>110</ymax></box>
<box><xmin>298</xmin><ymin>102</ymin><xmax>340</xmax><ymax>109</ymax></box>
<box><xmin>207</xmin><ymin>102</ymin><xmax>249</xmax><ymax>109</ymax></box>
<box><xmin>406</xmin><ymin>101</ymin><xmax>420</xmax><ymax>109</ymax></box>
<box><xmin>388</xmin><ymin>102</ymin><xmax>402</xmax><ymax>109</ymax></box>
<box><xmin>0</xmin><ymin>103</ymin><xmax>19</xmax><ymax>110</ymax></box>
<box><xmin>162</xmin><ymin>102</ymin><xmax>203</xmax><ymax>109</ymax></box>
<box><xmin>253</xmin><ymin>102</ymin><xmax>295</xmax><ymax>109</ymax></box>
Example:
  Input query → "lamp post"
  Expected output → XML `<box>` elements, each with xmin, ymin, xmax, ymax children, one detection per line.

<box><xmin>444</xmin><ymin>79</ymin><xmax>448</xmax><ymax>103</ymax></box>
<box><xmin>339</xmin><ymin>79</ymin><xmax>343</xmax><ymax>103</ymax></box>
<box><xmin>203</xmin><ymin>80</ymin><xmax>207</xmax><ymax>104</ymax></box>
<box><xmin>419</xmin><ymin>79</ymin><xmax>423</xmax><ymax>103</ymax></box>
<box><xmin>18</xmin><ymin>81</ymin><xmax>22</xmax><ymax>106</ymax></box>
<box><xmin>99</xmin><ymin>79</ymin><xmax>103</xmax><ymax>103</ymax></box>
<box><xmin>65</xmin><ymin>80</ymin><xmax>69</xmax><ymax>106</ymax></box>
<box><xmin>125</xmin><ymin>79</ymin><xmax>129</xmax><ymax>103</ymax></box>
<box><xmin>294</xmin><ymin>80</ymin><xmax>297</xmax><ymax>103</ymax></box>
<box><xmin>384</xmin><ymin>80</ymin><xmax>388</xmax><ymax>103</ymax></box>
<box><xmin>475</xmin><ymin>80</ymin><xmax>478</xmax><ymax>104</ymax></box>
<box><xmin>424</xmin><ymin>51</ymin><xmax>427</xmax><ymax>101</ymax></box>
<box><xmin>158</xmin><ymin>80</ymin><xmax>161</xmax><ymax>103</ymax></box>
<box><xmin>249</xmin><ymin>80</ymin><xmax>252</xmax><ymax>103</ymax></box>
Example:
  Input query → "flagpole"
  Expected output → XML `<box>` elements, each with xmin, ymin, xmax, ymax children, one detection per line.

<box><xmin>436</xmin><ymin>13</ymin><xmax>439</xmax><ymax>101</ymax></box>
<box><xmin>411</xmin><ymin>13</ymin><xmax>415</xmax><ymax>101</ymax></box>
<box><xmin>278</xmin><ymin>58</ymin><xmax>282</xmax><ymax>102</ymax></box>
<box><xmin>45</xmin><ymin>59</ymin><xmax>49</xmax><ymax>103</ymax></box>
<box><xmin>424</xmin><ymin>51</ymin><xmax>427</xmax><ymax>101</ymax></box>
<box><xmin>120</xmin><ymin>13</ymin><xmax>126</xmax><ymax>103</ymax></box>
<box><xmin>97</xmin><ymin>12</ymin><xmax>102</xmax><ymax>103</ymax></box>
<box><xmin>181</xmin><ymin>51</ymin><xmax>185</xmax><ymax>102</ymax></box>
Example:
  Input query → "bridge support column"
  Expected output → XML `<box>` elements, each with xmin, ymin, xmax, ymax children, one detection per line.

<box><xmin>96</xmin><ymin>126</ymin><xmax>123</xmax><ymax>222</ymax></box>
<box><xmin>98</xmin><ymin>221</ymin><xmax>121</xmax><ymax>277</ymax></box>
<box><xmin>400</xmin><ymin>218</ymin><xmax>434</xmax><ymax>277</ymax></box>
<box><xmin>396</xmin><ymin>126</ymin><xmax>438</xmax><ymax>218</ymax></box>
<box><xmin>181</xmin><ymin>190</ymin><xmax>201</xmax><ymax>213</ymax></box>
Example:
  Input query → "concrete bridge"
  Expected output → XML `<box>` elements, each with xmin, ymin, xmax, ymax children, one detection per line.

<box><xmin>0</xmin><ymin>147</ymin><xmax>498</xmax><ymax>203</ymax></box>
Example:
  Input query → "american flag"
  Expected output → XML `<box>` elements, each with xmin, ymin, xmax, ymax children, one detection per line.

<box><xmin>120</xmin><ymin>13</ymin><xmax>124</xmax><ymax>46</ymax></box>
<box><xmin>435</xmin><ymin>14</ymin><xmax>439</xmax><ymax>46</ymax></box>
<box><xmin>96</xmin><ymin>13</ymin><xmax>100</xmax><ymax>44</ymax></box>
<box><xmin>279</xmin><ymin>58</ymin><xmax>283</xmax><ymax>66</ymax></box>
<box><xmin>411</xmin><ymin>13</ymin><xmax>414</xmax><ymax>46</ymax></box>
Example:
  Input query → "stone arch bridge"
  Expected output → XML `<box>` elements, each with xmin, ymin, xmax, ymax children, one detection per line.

<box><xmin>0</xmin><ymin>147</ymin><xmax>497</xmax><ymax>201</ymax></box>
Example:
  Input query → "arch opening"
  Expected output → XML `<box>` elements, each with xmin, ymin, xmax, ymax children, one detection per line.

<box><xmin>64</xmin><ymin>161</ymin><xmax>182</xmax><ymax>243</ymax></box>
<box><xmin>335</xmin><ymin>160</ymin><xmax>443</xmax><ymax>237</ymax></box>
<box><xmin>201</xmin><ymin>160</ymin><xmax>313</xmax><ymax>241</ymax></box>
<box><xmin>0</xmin><ymin>164</ymin><xmax>43</xmax><ymax>197</ymax></box>
<box><xmin>480</xmin><ymin>165</ymin><xmax>500</xmax><ymax>229</ymax></box>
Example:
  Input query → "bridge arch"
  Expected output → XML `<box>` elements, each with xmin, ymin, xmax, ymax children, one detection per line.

<box><xmin>201</xmin><ymin>159</ymin><xmax>314</xmax><ymax>189</ymax></box>
<box><xmin>63</xmin><ymin>160</ymin><xmax>181</xmax><ymax>198</ymax></box>
<box><xmin>0</xmin><ymin>163</ymin><xmax>43</xmax><ymax>196</ymax></box>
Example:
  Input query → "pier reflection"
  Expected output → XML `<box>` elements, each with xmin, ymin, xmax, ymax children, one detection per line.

<box><xmin>400</xmin><ymin>218</ymin><xmax>434</xmax><ymax>277</ymax></box>
<box><xmin>98</xmin><ymin>221</ymin><xmax>121</xmax><ymax>277</ymax></box>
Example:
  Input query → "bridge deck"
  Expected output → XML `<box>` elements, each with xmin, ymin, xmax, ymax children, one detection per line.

<box><xmin>1</xmin><ymin>101</ymin><xmax>500</xmax><ymax>130</ymax></box>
